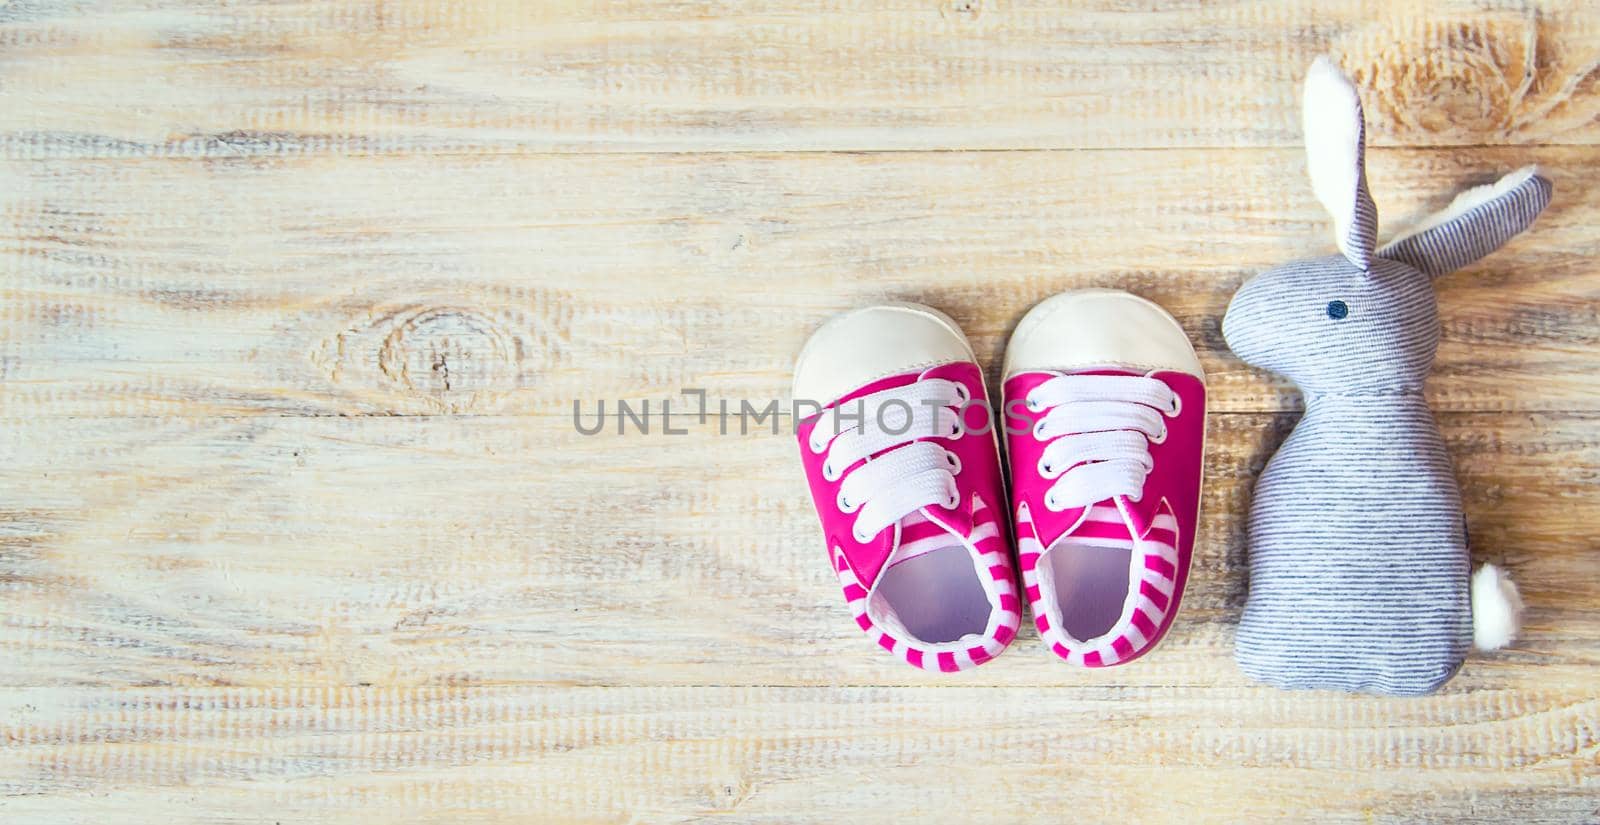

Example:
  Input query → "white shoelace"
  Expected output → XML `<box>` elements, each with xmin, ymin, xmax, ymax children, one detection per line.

<box><xmin>1024</xmin><ymin>374</ymin><xmax>1179</xmax><ymax>512</ymax></box>
<box><xmin>807</xmin><ymin>379</ymin><xmax>969</xmax><ymax>543</ymax></box>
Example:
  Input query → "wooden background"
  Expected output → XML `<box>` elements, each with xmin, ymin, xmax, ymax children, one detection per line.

<box><xmin>2</xmin><ymin>1</ymin><xmax>1597</xmax><ymax>822</ymax></box>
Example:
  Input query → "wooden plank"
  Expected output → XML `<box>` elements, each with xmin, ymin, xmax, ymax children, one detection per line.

<box><xmin>2</xmin><ymin>1</ymin><xmax>1598</xmax><ymax>157</ymax></box>
<box><xmin>0</xmin><ymin>684</ymin><xmax>1594</xmax><ymax>823</ymax></box>
<box><xmin>3</xmin><ymin>412</ymin><xmax>1594</xmax><ymax>689</ymax></box>
<box><xmin>4</xmin><ymin>146</ymin><xmax>1596</xmax><ymax>418</ymax></box>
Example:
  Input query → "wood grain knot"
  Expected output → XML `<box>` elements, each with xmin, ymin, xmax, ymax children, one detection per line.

<box><xmin>314</xmin><ymin>297</ymin><xmax>559</xmax><ymax>414</ymax></box>
<box><xmin>939</xmin><ymin>0</ymin><xmax>985</xmax><ymax>22</ymax></box>
<box><xmin>1335</xmin><ymin>14</ymin><xmax>1548</xmax><ymax>141</ymax></box>
<box><xmin>377</xmin><ymin>306</ymin><xmax>518</xmax><ymax>409</ymax></box>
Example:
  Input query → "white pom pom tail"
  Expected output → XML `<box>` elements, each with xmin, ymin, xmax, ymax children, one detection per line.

<box><xmin>1471</xmin><ymin>564</ymin><xmax>1523</xmax><ymax>651</ymax></box>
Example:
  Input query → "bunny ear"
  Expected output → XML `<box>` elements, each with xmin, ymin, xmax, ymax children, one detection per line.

<box><xmin>1378</xmin><ymin>167</ymin><xmax>1552</xmax><ymax>278</ymax></box>
<box><xmin>1303</xmin><ymin>57</ymin><xmax>1378</xmax><ymax>270</ymax></box>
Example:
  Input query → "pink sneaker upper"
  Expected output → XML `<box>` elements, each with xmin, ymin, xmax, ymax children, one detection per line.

<box><xmin>1004</xmin><ymin>369</ymin><xmax>1205</xmax><ymax>666</ymax></box>
<box><xmin>797</xmin><ymin>350</ymin><xmax>1020</xmax><ymax>672</ymax></box>
<box><xmin>1001</xmin><ymin>290</ymin><xmax>1206</xmax><ymax>667</ymax></box>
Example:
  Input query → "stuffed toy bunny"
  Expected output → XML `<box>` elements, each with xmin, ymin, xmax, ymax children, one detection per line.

<box><xmin>1221</xmin><ymin>58</ymin><xmax>1550</xmax><ymax>695</ymax></box>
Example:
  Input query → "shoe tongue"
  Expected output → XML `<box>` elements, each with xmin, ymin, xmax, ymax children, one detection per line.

<box><xmin>1038</xmin><ymin>496</ymin><xmax>1158</xmax><ymax>552</ymax></box>
<box><xmin>1058</xmin><ymin>500</ymin><xmax>1137</xmax><ymax>546</ymax></box>
<box><xmin>1040</xmin><ymin>495</ymin><xmax>1157</xmax><ymax>550</ymax></box>
<box><xmin>885</xmin><ymin>511</ymin><xmax>961</xmax><ymax>570</ymax></box>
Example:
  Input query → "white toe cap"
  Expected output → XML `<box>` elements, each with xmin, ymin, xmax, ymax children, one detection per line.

<box><xmin>1004</xmin><ymin>289</ymin><xmax>1202</xmax><ymax>379</ymax></box>
<box><xmin>793</xmin><ymin>303</ymin><xmax>976</xmax><ymax>406</ymax></box>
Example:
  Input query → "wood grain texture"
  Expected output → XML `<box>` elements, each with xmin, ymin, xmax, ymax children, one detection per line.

<box><xmin>1</xmin><ymin>413</ymin><xmax>1597</xmax><ymax>690</ymax></box>
<box><xmin>0</xmin><ymin>686</ymin><xmax>1595</xmax><ymax>824</ymax></box>
<box><xmin>3</xmin><ymin>0</ymin><xmax>1599</xmax><ymax>822</ymax></box>
<box><xmin>4</xmin><ymin>147</ymin><xmax>1597</xmax><ymax>418</ymax></box>
<box><xmin>2</xmin><ymin>0</ymin><xmax>1599</xmax><ymax>156</ymax></box>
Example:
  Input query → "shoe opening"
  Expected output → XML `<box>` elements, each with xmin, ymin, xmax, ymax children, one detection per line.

<box><xmin>1045</xmin><ymin>539</ymin><xmax>1133</xmax><ymax>642</ymax></box>
<box><xmin>873</xmin><ymin>544</ymin><xmax>990</xmax><ymax>644</ymax></box>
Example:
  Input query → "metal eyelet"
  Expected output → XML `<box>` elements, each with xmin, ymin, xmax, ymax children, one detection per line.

<box><xmin>1031</xmin><ymin>420</ymin><xmax>1049</xmax><ymax>441</ymax></box>
<box><xmin>1044</xmin><ymin>491</ymin><xmax>1064</xmax><ymax>512</ymax></box>
<box><xmin>1025</xmin><ymin>397</ymin><xmax>1042</xmax><ymax>413</ymax></box>
<box><xmin>1149</xmin><ymin>426</ymin><xmax>1168</xmax><ymax>445</ymax></box>
<box><xmin>953</xmin><ymin>383</ymin><xmax>970</xmax><ymax>404</ymax></box>
<box><xmin>822</xmin><ymin>460</ymin><xmax>840</xmax><ymax>481</ymax></box>
<box><xmin>945</xmin><ymin>451</ymin><xmax>963</xmax><ymax>475</ymax></box>
<box><xmin>1038</xmin><ymin>457</ymin><xmax>1057</xmax><ymax>478</ymax></box>
<box><xmin>836</xmin><ymin>491</ymin><xmax>859</xmax><ymax>513</ymax></box>
<box><xmin>1164</xmin><ymin>393</ymin><xmax>1182</xmax><ymax>418</ymax></box>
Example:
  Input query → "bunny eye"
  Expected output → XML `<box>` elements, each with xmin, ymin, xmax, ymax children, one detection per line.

<box><xmin>1326</xmin><ymin>300</ymin><xmax>1349</xmax><ymax>320</ymax></box>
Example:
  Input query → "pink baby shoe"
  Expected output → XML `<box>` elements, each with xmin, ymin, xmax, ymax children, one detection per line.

<box><xmin>1002</xmin><ymin>290</ymin><xmax>1206</xmax><ymax>666</ymax></box>
<box><xmin>795</xmin><ymin>304</ymin><xmax>1021</xmax><ymax>672</ymax></box>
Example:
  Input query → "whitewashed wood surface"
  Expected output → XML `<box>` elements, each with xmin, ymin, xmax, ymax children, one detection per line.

<box><xmin>2</xmin><ymin>1</ymin><xmax>1598</xmax><ymax>823</ymax></box>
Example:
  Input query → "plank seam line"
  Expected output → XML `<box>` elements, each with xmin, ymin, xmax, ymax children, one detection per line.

<box><xmin>3</xmin><ymin>142</ymin><xmax>1597</xmax><ymax>162</ymax></box>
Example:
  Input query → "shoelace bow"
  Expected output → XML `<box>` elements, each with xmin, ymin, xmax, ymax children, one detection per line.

<box><xmin>1024</xmin><ymin>374</ymin><xmax>1179</xmax><ymax>512</ymax></box>
<box><xmin>807</xmin><ymin>379</ymin><xmax>968</xmax><ymax>543</ymax></box>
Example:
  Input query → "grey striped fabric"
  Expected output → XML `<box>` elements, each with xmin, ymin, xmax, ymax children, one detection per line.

<box><xmin>1235</xmin><ymin>393</ymin><xmax>1469</xmax><ymax>695</ymax></box>
<box><xmin>1335</xmin><ymin>111</ymin><xmax>1378</xmax><ymax>272</ymax></box>
<box><xmin>1221</xmin><ymin>173</ymin><xmax>1551</xmax><ymax>695</ymax></box>
<box><xmin>1342</xmin><ymin>180</ymin><xmax>1379</xmax><ymax>271</ymax></box>
<box><xmin>1381</xmin><ymin>173</ymin><xmax>1555</xmax><ymax>279</ymax></box>
<box><xmin>1222</xmin><ymin>257</ymin><xmax>1439</xmax><ymax>396</ymax></box>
